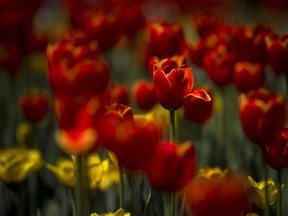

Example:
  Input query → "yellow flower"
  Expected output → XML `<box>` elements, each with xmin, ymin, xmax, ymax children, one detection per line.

<box><xmin>46</xmin><ymin>157</ymin><xmax>75</xmax><ymax>187</ymax></box>
<box><xmin>197</xmin><ymin>167</ymin><xmax>228</xmax><ymax>180</ymax></box>
<box><xmin>90</xmin><ymin>208</ymin><xmax>130</xmax><ymax>216</ymax></box>
<box><xmin>46</xmin><ymin>152</ymin><xmax>120</xmax><ymax>190</ymax></box>
<box><xmin>0</xmin><ymin>147</ymin><xmax>42</xmax><ymax>183</ymax></box>
<box><xmin>87</xmin><ymin>153</ymin><xmax>109</xmax><ymax>190</ymax></box>
<box><xmin>246</xmin><ymin>213</ymin><xmax>260</xmax><ymax>216</ymax></box>
<box><xmin>246</xmin><ymin>176</ymin><xmax>282</xmax><ymax>209</ymax></box>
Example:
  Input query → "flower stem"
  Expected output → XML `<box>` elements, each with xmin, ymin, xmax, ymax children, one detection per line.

<box><xmin>119</xmin><ymin>166</ymin><xmax>124</xmax><ymax>209</ymax></box>
<box><xmin>75</xmin><ymin>154</ymin><xmax>89</xmax><ymax>216</ymax></box>
<box><xmin>169</xmin><ymin>110</ymin><xmax>176</xmax><ymax>142</ymax></box>
<box><xmin>277</xmin><ymin>169</ymin><xmax>282</xmax><ymax>216</ymax></box>
<box><xmin>262</xmin><ymin>152</ymin><xmax>270</xmax><ymax>216</ymax></box>
<box><xmin>169</xmin><ymin>109</ymin><xmax>176</xmax><ymax>216</ymax></box>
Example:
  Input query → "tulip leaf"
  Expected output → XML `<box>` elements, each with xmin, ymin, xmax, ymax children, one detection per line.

<box><xmin>143</xmin><ymin>190</ymin><xmax>153</xmax><ymax>216</ymax></box>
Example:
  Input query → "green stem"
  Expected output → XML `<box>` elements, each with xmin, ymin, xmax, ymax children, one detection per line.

<box><xmin>262</xmin><ymin>152</ymin><xmax>270</xmax><ymax>216</ymax></box>
<box><xmin>75</xmin><ymin>154</ymin><xmax>89</xmax><ymax>216</ymax></box>
<box><xmin>169</xmin><ymin>110</ymin><xmax>176</xmax><ymax>142</ymax></box>
<box><xmin>168</xmin><ymin>109</ymin><xmax>176</xmax><ymax>216</ymax></box>
<box><xmin>119</xmin><ymin>166</ymin><xmax>124</xmax><ymax>209</ymax></box>
<box><xmin>277</xmin><ymin>169</ymin><xmax>282</xmax><ymax>216</ymax></box>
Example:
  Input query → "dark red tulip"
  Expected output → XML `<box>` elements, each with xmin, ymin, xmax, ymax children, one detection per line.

<box><xmin>106</xmin><ymin>85</ymin><xmax>130</xmax><ymax>106</ymax></box>
<box><xmin>234</xmin><ymin>62</ymin><xmax>265</xmax><ymax>93</ymax></box>
<box><xmin>183</xmin><ymin>86</ymin><xmax>213</xmax><ymax>123</ymax></box>
<box><xmin>265</xmin><ymin>128</ymin><xmax>288</xmax><ymax>169</ymax></box>
<box><xmin>185</xmin><ymin>169</ymin><xmax>250</xmax><ymax>216</ymax></box>
<box><xmin>132</xmin><ymin>79</ymin><xmax>157</xmax><ymax>110</ymax></box>
<box><xmin>20</xmin><ymin>92</ymin><xmax>49</xmax><ymax>123</ymax></box>
<box><xmin>203</xmin><ymin>45</ymin><xmax>236</xmax><ymax>86</ymax></box>
<box><xmin>144</xmin><ymin>141</ymin><xmax>196</xmax><ymax>192</ymax></box>
<box><xmin>239</xmin><ymin>88</ymin><xmax>286</xmax><ymax>147</ymax></box>
<box><xmin>145</xmin><ymin>22</ymin><xmax>188</xmax><ymax>65</ymax></box>
<box><xmin>266</xmin><ymin>35</ymin><xmax>288</xmax><ymax>75</ymax></box>
<box><xmin>104</xmin><ymin>119</ymin><xmax>162</xmax><ymax>171</ymax></box>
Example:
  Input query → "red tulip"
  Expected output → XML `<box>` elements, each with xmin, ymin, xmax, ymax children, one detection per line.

<box><xmin>132</xmin><ymin>79</ymin><xmax>157</xmax><ymax>110</ymax></box>
<box><xmin>104</xmin><ymin>119</ymin><xmax>162</xmax><ymax>171</ymax></box>
<box><xmin>203</xmin><ymin>45</ymin><xmax>236</xmax><ymax>86</ymax></box>
<box><xmin>47</xmin><ymin>33</ymin><xmax>110</xmax><ymax>98</ymax></box>
<box><xmin>185</xmin><ymin>169</ymin><xmax>250</xmax><ymax>216</ymax></box>
<box><xmin>234</xmin><ymin>62</ymin><xmax>265</xmax><ymax>93</ymax></box>
<box><xmin>105</xmin><ymin>103</ymin><xmax>134</xmax><ymax>122</ymax></box>
<box><xmin>106</xmin><ymin>85</ymin><xmax>130</xmax><ymax>106</ymax></box>
<box><xmin>144</xmin><ymin>141</ymin><xmax>196</xmax><ymax>192</ymax></box>
<box><xmin>145</xmin><ymin>22</ymin><xmax>187</xmax><ymax>65</ymax></box>
<box><xmin>266</xmin><ymin>35</ymin><xmax>288</xmax><ymax>74</ymax></box>
<box><xmin>239</xmin><ymin>88</ymin><xmax>286</xmax><ymax>147</ymax></box>
<box><xmin>20</xmin><ymin>92</ymin><xmax>49</xmax><ymax>123</ymax></box>
<box><xmin>265</xmin><ymin>128</ymin><xmax>288</xmax><ymax>169</ymax></box>
<box><xmin>54</xmin><ymin>95</ymin><xmax>106</xmax><ymax>154</ymax></box>
<box><xmin>192</xmin><ymin>13</ymin><xmax>221</xmax><ymax>38</ymax></box>
<box><xmin>152</xmin><ymin>56</ymin><xmax>211</xmax><ymax>110</ymax></box>
<box><xmin>48</xmin><ymin>60</ymin><xmax>110</xmax><ymax>98</ymax></box>
<box><xmin>183</xmin><ymin>86</ymin><xmax>213</xmax><ymax>123</ymax></box>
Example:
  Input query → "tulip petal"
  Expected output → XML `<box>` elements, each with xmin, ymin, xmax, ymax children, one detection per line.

<box><xmin>185</xmin><ymin>89</ymin><xmax>211</xmax><ymax>102</ymax></box>
<box><xmin>153</xmin><ymin>69</ymin><xmax>172</xmax><ymax>110</ymax></box>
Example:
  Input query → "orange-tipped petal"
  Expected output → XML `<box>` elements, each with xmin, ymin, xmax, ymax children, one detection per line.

<box><xmin>185</xmin><ymin>89</ymin><xmax>211</xmax><ymax>102</ymax></box>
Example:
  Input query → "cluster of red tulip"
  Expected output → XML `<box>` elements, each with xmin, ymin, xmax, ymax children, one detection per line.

<box><xmin>1</xmin><ymin>0</ymin><xmax>288</xmax><ymax>216</ymax></box>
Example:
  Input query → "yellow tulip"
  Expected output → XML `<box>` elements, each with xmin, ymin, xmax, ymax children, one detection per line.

<box><xmin>46</xmin><ymin>157</ymin><xmax>76</xmax><ymax>187</ymax></box>
<box><xmin>197</xmin><ymin>167</ymin><xmax>228</xmax><ymax>179</ymax></box>
<box><xmin>245</xmin><ymin>176</ymin><xmax>282</xmax><ymax>209</ymax></box>
<box><xmin>47</xmin><ymin>152</ymin><xmax>120</xmax><ymax>190</ymax></box>
<box><xmin>90</xmin><ymin>208</ymin><xmax>130</xmax><ymax>216</ymax></box>
<box><xmin>0</xmin><ymin>147</ymin><xmax>42</xmax><ymax>183</ymax></box>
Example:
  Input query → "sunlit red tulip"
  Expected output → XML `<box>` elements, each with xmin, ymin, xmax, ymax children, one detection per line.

<box><xmin>234</xmin><ymin>62</ymin><xmax>265</xmax><ymax>93</ymax></box>
<box><xmin>183</xmin><ymin>86</ymin><xmax>213</xmax><ymax>123</ymax></box>
<box><xmin>266</xmin><ymin>35</ymin><xmax>288</xmax><ymax>74</ymax></box>
<box><xmin>239</xmin><ymin>88</ymin><xmax>286</xmax><ymax>147</ymax></box>
<box><xmin>20</xmin><ymin>92</ymin><xmax>49</xmax><ymax>123</ymax></box>
<box><xmin>145</xmin><ymin>22</ymin><xmax>187</xmax><ymax>64</ymax></box>
<box><xmin>265</xmin><ymin>128</ymin><xmax>288</xmax><ymax>169</ymax></box>
<box><xmin>132</xmin><ymin>79</ymin><xmax>158</xmax><ymax>110</ymax></box>
<box><xmin>144</xmin><ymin>141</ymin><xmax>196</xmax><ymax>192</ymax></box>
<box><xmin>152</xmin><ymin>56</ymin><xmax>211</xmax><ymax>110</ymax></box>
<box><xmin>185</xmin><ymin>168</ymin><xmax>250</xmax><ymax>216</ymax></box>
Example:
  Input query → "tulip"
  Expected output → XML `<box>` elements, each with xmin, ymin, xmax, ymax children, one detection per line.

<box><xmin>203</xmin><ymin>44</ymin><xmax>236</xmax><ymax>86</ymax></box>
<box><xmin>132</xmin><ymin>79</ymin><xmax>158</xmax><ymax>110</ymax></box>
<box><xmin>144</xmin><ymin>22</ymin><xmax>187</xmax><ymax>64</ymax></box>
<box><xmin>245</xmin><ymin>176</ymin><xmax>278</xmax><ymax>209</ymax></box>
<box><xmin>144</xmin><ymin>141</ymin><xmax>196</xmax><ymax>192</ymax></box>
<box><xmin>234</xmin><ymin>62</ymin><xmax>265</xmax><ymax>93</ymax></box>
<box><xmin>152</xmin><ymin>56</ymin><xmax>211</xmax><ymax>110</ymax></box>
<box><xmin>0</xmin><ymin>147</ymin><xmax>42</xmax><ymax>183</ymax></box>
<box><xmin>20</xmin><ymin>92</ymin><xmax>49</xmax><ymax>123</ymax></box>
<box><xmin>266</xmin><ymin>35</ymin><xmax>288</xmax><ymax>75</ymax></box>
<box><xmin>46</xmin><ymin>158</ymin><xmax>76</xmax><ymax>187</ymax></box>
<box><xmin>264</xmin><ymin>128</ymin><xmax>288</xmax><ymax>169</ymax></box>
<box><xmin>104</xmin><ymin>118</ymin><xmax>162</xmax><ymax>171</ymax></box>
<box><xmin>90</xmin><ymin>208</ymin><xmax>130</xmax><ymax>216</ymax></box>
<box><xmin>185</xmin><ymin>168</ymin><xmax>250</xmax><ymax>216</ymax></box>
<box><xmin>239</xmin><ymin>88</ymin><xmax>286</xmax><ymax>147</ymax></box>
<box><xmin>106</xmin><ymin>85</ymin><xmax>130</xmax><ymax>106</ymax></box>
<box><xmin>183</xmin><ymin>86</ymin><xmax>213</xmax><ymax>123</ymax></box>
